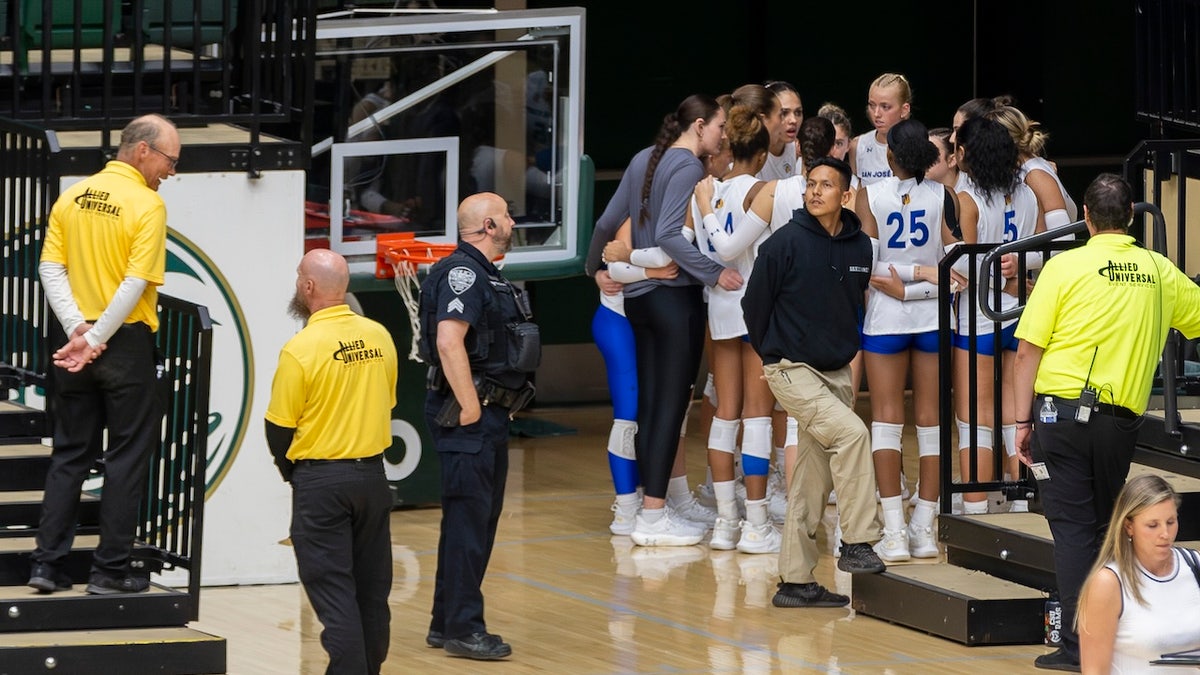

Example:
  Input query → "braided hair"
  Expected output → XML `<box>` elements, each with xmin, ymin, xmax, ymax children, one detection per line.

<box><xmin>640</xmin><ymin>94</ymin><xmax>721</xmax><ymax>226</ymax></box>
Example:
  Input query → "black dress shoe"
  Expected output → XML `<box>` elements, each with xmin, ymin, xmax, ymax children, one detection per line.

<box><xmin>426</xmin><ymin>630</ymin><xmax>445</xmax><ymax>648</ymax></box>
<box><xmin>28</xmin><ymin>564</ymin><xmax>72</xmax><ymax>594</ymax></box>
<box><xmin>1034</xmin><ymin>647</ymin><xmax>1081</xmax><ymax>672</ymax></box>
<box><xmin>443</xmin><ymin>632</ymin><xmax>512</xmax><ymax>660</ymax></box>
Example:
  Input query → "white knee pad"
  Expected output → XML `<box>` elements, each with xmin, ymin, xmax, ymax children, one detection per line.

<box><xmin>784</xmin><ymin>417</ymin><xmax>798</xmax><ymax>448</ymax></box>
<box><xmin>871</xmin><ymin>421</ymin><xmax>904</xmax><ymax>453</ymax></box>
<box><xmin>916</xmin><ymin>425</ymin><xmax>940</xmax><ymax>459</ymax></box>
<box><xmin>607</xmin><ymin>419</ymin><xmax>637</xmax><ymax>461</ymax></box>
<box><xmin>955</xmin><ymin>418</ymin><xmax>993</xmax><ymax>449</ymax></box>
<box><xmin>741</xmin><ymin>417</ymin><xmax>772</xmax><ymax>460</ymax></box>
<box><xmin>708</xmin><ymin>417</ymin><xmax>740</xmax><ymax>454</ymax></box>
<box><xmin>704</xmin><ymin>372</ymin><xmax>717</xmax><ymax>406</ymax></box>
<box><xmin>1002</xmin><ymin>424</ymin><xmax>1017</xmax><ymax>458</ymax></box>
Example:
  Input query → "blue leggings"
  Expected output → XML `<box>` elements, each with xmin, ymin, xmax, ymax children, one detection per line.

<box><xmin>592</xmin><ymin>303</ymin><xmax>640</xmax><ymax>495</ymax></box>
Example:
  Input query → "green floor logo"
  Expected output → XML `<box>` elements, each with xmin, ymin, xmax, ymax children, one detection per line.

<box><xmin>164</xmin><ymin>229</ymin><xmax>253</xmax><ymax>497</ymax></box>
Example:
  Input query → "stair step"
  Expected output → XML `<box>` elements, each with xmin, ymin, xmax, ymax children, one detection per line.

<box><xmin>942</xmin><ymin>513</ymin><xmax>1055</xmax><ymax>591</ymax></box>
<box><xmin>0</xmin><ymin>536</ymin><xmax>164</xmax><ymax>587</ymax></box>
<box><xmin>852</xmin><ymin>561</ymin><xmax>1046</xmax><ymax>646</ymax></box>
<box><xmin>0</xmin><ymin>627</ymin><xmax>225</xmax><ymax>674</ymax></box>
<box><xmin>0</xmin><ymin>490</ymin><xmax>100</xmax><ymax>537</ymax></box>
<box><xmin>0</xmin><ymin>402</ymin><xmax>47</xmax><ymax>443</ymax></box>
<box><xmin>0</xmin><ymin>583</ymin><xmax>192</xmax><ymax>632</ymax></box>
<box><xmin>0</xmin><ymin>443</ymin><xmax>52</xmax><ymax>491</ymax></box>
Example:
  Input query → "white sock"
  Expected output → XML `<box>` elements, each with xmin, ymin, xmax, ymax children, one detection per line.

<box><xmin>963</xmin><ymin>499</ymin><xmax>988</xmax><ymax>515</ymax></box>
<box><xmin>615</xmin><ymin>492</ymin><xmax>639</xmax><ymax>510</ymax></box>
<box><xmin>745</xmin><ymin>498</ymin><xmax>769</xmax><ymax>526</ymax></box>
<box><xmin>881</xmin><ymin>495</ymin><xmax>905</xmax><ymax>532</ymax></box>
<box><xmin>641</xmin><ymin>507</ymin><xmax>664</xmax><ymax>523</ymax></box>
<box><xmin>667</xmin><ymin>475</ymin><xmax>691</xmax><ymax>501</ymax></box>
<box><xmin>912</xmin><ymin>498</ymin><xmax>937</xmax><ymax>529</ymax></box>
<box><xmin>713</xmin><ymin>480</ymin><xmax>738</xmax><ymax>520</ymax></box>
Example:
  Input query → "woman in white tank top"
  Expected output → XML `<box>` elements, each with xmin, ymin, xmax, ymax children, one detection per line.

<box><xmin>989</xmin><ymin>105</ymin><xmax>1078</xmax><ymax>230</ymax></box>
<box><xmin>759</xmin><ymin>81</ymin><xmax>804</xmax><ymax>181</ymax></box>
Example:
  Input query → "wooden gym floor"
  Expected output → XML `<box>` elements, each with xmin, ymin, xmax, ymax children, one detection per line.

<box><xmin>191</xmin><ymin>402</ymin><xmax>1055</xmax><ymax>674</ymax></box>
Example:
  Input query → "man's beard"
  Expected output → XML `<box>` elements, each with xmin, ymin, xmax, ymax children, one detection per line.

<box><xmin>288</xmin><ymin>291</ymin><xmax>311</xmax><ymax>321</ymax></box>
<box><xmin>492</xmin><ymin>229</ymin><xmax>513</xmax><ymax>254</ymax></box>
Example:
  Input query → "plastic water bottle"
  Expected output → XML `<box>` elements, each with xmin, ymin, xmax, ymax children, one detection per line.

<box><xmin>1045</xmin><ymin>594</ymin><xmax>1063</xmax><ymax>646</ymax></box>
<box><xmin>1039</xmin><ymin>396</ymin><xmax>1058</xmax><ymax>424</ymax></box>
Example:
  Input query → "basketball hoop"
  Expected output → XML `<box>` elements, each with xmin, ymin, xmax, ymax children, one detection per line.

<box><xmin>376</xmin><ymin>233</ymin><xmax>458</xmax><ymax>361</ymax></box>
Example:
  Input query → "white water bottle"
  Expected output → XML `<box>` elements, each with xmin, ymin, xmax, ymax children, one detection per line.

<box><xmin>1039</xmin><ymin>396</ymin><xmax>1058</xmax><ymax>424</ymax></box>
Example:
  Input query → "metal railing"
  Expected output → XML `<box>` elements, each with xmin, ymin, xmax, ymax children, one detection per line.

<box><xmin>1135</xmin><ymin>0</ymin><xmax>1200</xmax><ymax>133</ymax></box>
<box><xmin>0</xmin><ymin>118</ymin><xmax>59</xmax><ymax>392</ymax></box>
<box><xmin>0</xmin><ymin>0</ymin><xmax>316</xmax><ymax>171</ymax></box>
<box><xmin>140</xmin><ymin>294</ymin><xmax>213</xmax><ymax>617</ymax></box>
<box><xmin>939</xmin><ymin>203</ymin><xmax>1175</xmax><ymax>514</ymax></box>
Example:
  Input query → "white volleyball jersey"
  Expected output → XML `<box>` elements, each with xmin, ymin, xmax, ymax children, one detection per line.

<box><xmin>1106</xmin><ymin>550</ymin><xmax>1200</xmax><ymax>675</ymax></box>
<box><xmin>1021</xmin><ymin>156</ymin><xmax>1078</xmax><ymax>223</ymax></box>
<box><xmin>854</xmin><ymin>131</ymin><xmax>892</xmax><ymax>186</ymax></box>
<box><xmin>954</xmin><ymin>171</ymin><xmax>972</xmax><ymax>194</ymax></box>
<box><xmin>769</xmin><ymin>175</ymin><xmax>807</xmax><ymax>231</ymax></box>
<box><xmin>692</xmin><ymin>174</ymin><xmax>766</xmax><ymax>339</ymax></box>
<box><xmin>863</xmin><ymin>177</ymin><xmax>946</xmax><ymax>335</ymax></box>
<box><xmin>757</xmin><ymin>141</ymin><xmax>799</xmax><ymax>181</ymax></box>
<box><xmin>957</xmin><ymin>181</ymin><xmax>1039</xmax><ymax>333</ymax></box>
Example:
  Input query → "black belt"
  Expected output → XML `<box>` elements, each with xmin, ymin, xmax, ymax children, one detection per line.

<box><xmin>1043</xmin><ymin>394</ymin><xmax>1139</xmax><ymax>420</ymax></box>
<box><xmin>427</xmin><ymin>365</ymin><xmax>529</xmax><ymax>409</ymax></box>
<box><xmin>294</xmin><ymin>454</ymin><xmax>383</xmax><ymax>466</ymax></box>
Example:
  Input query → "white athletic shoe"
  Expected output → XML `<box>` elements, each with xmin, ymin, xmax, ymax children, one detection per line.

<box><xmin>631</xmin><ymin>508</ymin><xmax>707</xmax><ymax>547</ymax></box>
<box><xmin>696</xmin><ymin>481</ymin><xmax>717</xmax><ymax>509</ymax></box>
<box><xmin>736</xmin><ymin>520</ymin><xmax>782</xmax><ymax>554</ymax></box>
<box><xmin>907</xmin><ymin>523</ymin><xmax>939</xmax><ymax>558</ymax></box>
<box><xmin>833</xmin><ymin>521</ymin><xmax>844</xmax><ymax>558</ymax></box>
<box><xmin>827</xmin><ymin>489</ymin><xmax>838</xmax><ymax>505</ymax></box>
<box><xmin>873</xmin><ymin>527</ymin><xmax>911</xmax><ymax>562</ymax></box>
<box><xmin>667</xmin><ymin>493</ymin><xmax>718</xmax><ymax>527</ymax></box>
<box><xmin>609</xmin><ymin>501</ymin><xmax>637</xmax><ymax>536</ymax></box>
<box><xmin>709</xmin><ymin>517</ymin><xmax>740</xmax><ymax>551</ymax></box>
<box><xmin>1008</xmin><ymin>499</ymin><xmax>1030</xmax><ymax>513</ymax></box>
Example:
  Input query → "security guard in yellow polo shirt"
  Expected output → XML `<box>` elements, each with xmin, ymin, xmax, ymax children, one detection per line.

<box><xmin>420</xmin><ymin>192</ymin><xmax>538</xmax><ymax>661</ymax></box>
<box><xmin>30</xmin><ymin>114</ymin><xmax>177</xmax><ymax>596</ymax></box>
<box><xmin>265</xmin><ymin>249</ymin><xmax>397</xmax><ymax>675</ymax></box>
<box><xmin>1013</xmin><ymin>173</ymin><xmax>1200</xmax><ymax>671</ymax></box>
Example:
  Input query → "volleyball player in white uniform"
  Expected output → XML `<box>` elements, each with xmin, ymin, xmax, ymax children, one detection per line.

<box><xmin>691</xmin><ymin>102</ymin><xmax>782</xmax><ymax>554</ymax></box>
<box><xmin>989</xmin><ymin>105</ymin><xmax>1077</xmax><ymax>230</ymax></box>
<box><xmin>855</xmin><ymin>120</ymin><xmax>958</xmax><ymax>561</ymax></box>
<box><xmin>849</xmin><ymin>74</ymin><xmax>912</xmax><ymax>187</ymax></box>
<box><xmin>760</xmin><ymin>81</ymin><xmax>804</xmax><ymax>181</ymax></box>
<box><xmin>952</xmin><ymin>116</ymin><xmax>1045</xmax><ymax>515</ymax></box>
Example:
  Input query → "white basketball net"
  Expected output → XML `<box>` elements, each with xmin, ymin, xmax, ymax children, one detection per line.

<box><xmin>391</xmin><ymin>259</ymin><xmax>426</xmax><ymax>362</ymax></box>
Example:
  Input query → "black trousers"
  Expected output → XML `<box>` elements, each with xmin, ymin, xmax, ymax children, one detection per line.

<box><xmin>34</xmin><ymin>323</ymin><xmax>160</xmax><ymax>576</ymax></box>
<box><xmin>1029</xmin><ymin>397</ymin><xmax>1140</xmax><ymax>662</ymax></box>
<box><xmin>291</xmin><ymin>455</ymin><xmax>393</xmax><ymax>675</ymax></box>
<box><xmin>425</xmin><ymin>395</ymin><xmax>510</xmax><ymax>640</ymax></box>
<box><xmin>623</xmin><ymin>285</ymin><xmax>705</xmax><ymax>500</ymax></box>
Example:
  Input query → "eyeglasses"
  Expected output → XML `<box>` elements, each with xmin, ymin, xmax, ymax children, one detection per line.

<box><xmin>147</xmin><ymin>144</ymin><xmax>179</xmax><ymax>170</ymax></box>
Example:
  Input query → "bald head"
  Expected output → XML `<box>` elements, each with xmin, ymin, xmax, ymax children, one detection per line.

<box><xmin>456</xmin><ymin>192</ymin><xmax>514</xmax><ymax>260</ymax></box>
<box><xmin>289</xmin><ymin>249</ymin><xmax>349</xmax><ymax>320</ymax></box>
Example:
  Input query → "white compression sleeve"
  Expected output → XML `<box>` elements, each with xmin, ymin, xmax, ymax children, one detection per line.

<box><xmin>38</xmin><ymin>261</ymin><xmax>86</xmax><ymax>338</ymax></box>
<box><xmin>607</xmin><ymin>262</ymin><xmax>649</xmax><ymax>283</ymax></box>
<box><xmin>85</xmin><ymin>276</ymin><xmax>148</xmax><ymax>348</ymax></box>
<box><xmin>703</xmin><ymin>210</ymin><xmax>770</xmax><ymax>261</ymax></box>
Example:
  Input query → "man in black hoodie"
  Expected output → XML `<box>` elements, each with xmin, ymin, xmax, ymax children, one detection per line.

<box><xmin>743</xmin><ymin>157</ymin><xmax>885</xmax><ymax>608</ymax></box>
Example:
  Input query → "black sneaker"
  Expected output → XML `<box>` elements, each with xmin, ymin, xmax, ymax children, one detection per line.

<box><xmin>426</xmin><ymin>630</ymin><xmax>445</xmax><ymax>648</ymax></box>
<box><xmin>838</xmin><ymin>542</ymin><xmax>886</xmax><ymax>574</ymax></box>
<box><xmin>28</xmin><ymin>563</ymin><xmax>72</xmax><ymax>593</ymax></box>
<box><xmin>1034</xmin><ymin>647</ymin><xmax>1080</xmax><ymax>672</ymax></box>
<box><xmin>86</xmin><ymin>573</ymin><xmax>150</xmax><ymax>595</ymax></box>
<box><xmin>443</xmin><ymin>632</ymin><xmax>512</xmax><ymax>660</ymax></box>
<box><xmin>771</xmin><ymin>582</ymin><xmax>849</xmax><ymax>608</ymax></box>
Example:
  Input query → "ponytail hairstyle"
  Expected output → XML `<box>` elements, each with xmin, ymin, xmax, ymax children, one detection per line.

<box><xmin>956</xmin><ymin>116</ymin><xmax>1020</xmax><ymax>205</ymax></box>
<box><xmin>956</xmin><ymin>96</ymin><xmax>1007</xmax><ymax>124</ymax></box>
<box><xmin>799</xmin><ymin>116</ymin><xmax>835</xmax><ymax>171</ymax></box>
<box><xmin>641</xmin><ymin>94</ymin><xmax>721</xmax><ymax>225</ymax></box>
<box><xmin>987</xmin><ymin>105</ymin><xmax>1049</xmax><ymax>158</ymax></box>
<box><xmin>731</xmin><ymin>83</ymin><xmax>779</xmax><ymax>119</ymax></box>
<box><xmin>928</xmin><ymin>127</ymin><xmax>953</xmax><ymax>157</ymax></box>
<box><xmin>726</xmin><ymin>104</ymin><xmax>770</xmax><ymax>162</ymax></box>
<box><xmin>886</xmin><ymin>119</ymin><xmax>939</xmax><ymax>182</ymax></box>
<box><xmin>817</xmin><ymin>102</ymin><xmax>852</xmax><ymax>137</ymax></box>
<box><xmin>868</xmin><ymin>73</ymin><xmax>913</xmax><ymax>115</ymax></box>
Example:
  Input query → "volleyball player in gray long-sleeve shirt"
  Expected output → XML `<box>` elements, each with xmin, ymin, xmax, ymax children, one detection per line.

<box><xmin>586</xmin><ymin>95</ymin><xmax>741</xmax><ymax>546</ymax></box>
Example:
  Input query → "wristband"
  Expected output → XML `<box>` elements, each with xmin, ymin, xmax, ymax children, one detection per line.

<box><xmin>1014</xmin><ymin>419</ymin><xmax>1030</xmax><ymax>424</ymax></box>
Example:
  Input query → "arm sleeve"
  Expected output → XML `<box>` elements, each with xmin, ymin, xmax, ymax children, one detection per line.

<box><xmin>585</xmin><ymin>171</ymin><xmax>633</xmax><ymax>275</ymax></box>
<box><xmin>702</xmin><ymin>210</ymin><xmax>770</xmax><ymax>261</ymax></box>
<box><xmin>607</xmin><ymin>262</ymin><xmax>649</xmax><ymax>283</ymax></box>
<box><xmin>873</xmin><ymin>261</ymin><xmax>918</xmax><ymax>281</ymax></box>
<box><xmin>629</xmin><ymin>247</ymin><xmax>674</xmax><ymax>268</ymax></box>
<box><xmin>903</xmin><ymin>281</ymin><xmax>939</xmax><ymax>300</ymax></box>
<box><xmin>264</xmin><ymin>420</ymin><xmax>296</xmax><ymax>483</ymax></box>
<box><xmin>83</xmin><ymin>277</ymin><xmax>148</xmax><ymax>348</ymax></box>
<box><xmin>38</xmin><ymin>261</ymin><xmax>86</xmax><ymax>337</ymax></box>
<box><xmin>655</xmin><ymin>164</ymin><xmax>724</xmax><ymax>285</ymax></box>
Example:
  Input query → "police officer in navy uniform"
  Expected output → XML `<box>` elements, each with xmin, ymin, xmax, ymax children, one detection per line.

<box><xmin>421</xmin><ymin>192</ymin><xmax>539</xmax><ymax>661</ymax></box>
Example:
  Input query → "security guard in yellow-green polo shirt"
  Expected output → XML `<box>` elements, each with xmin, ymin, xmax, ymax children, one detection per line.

<box><xmin>1013</xmin><ymin>173</ymin><xmax>1200</xmax><ymax>671</ymax></box>
<box><xmin>31</xmin><ymin>114</ymin><xmax>177</xmax><ymax>597</ymax></box>
<box><xmin>265</xmin><ymin>249</ymin><xmax>398</xmax><ymax>675</ymax></box>
<box><xmin>420</xmin><ymin>192</ymin><xmax>539</xmax><ymax>661</ymax></box>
